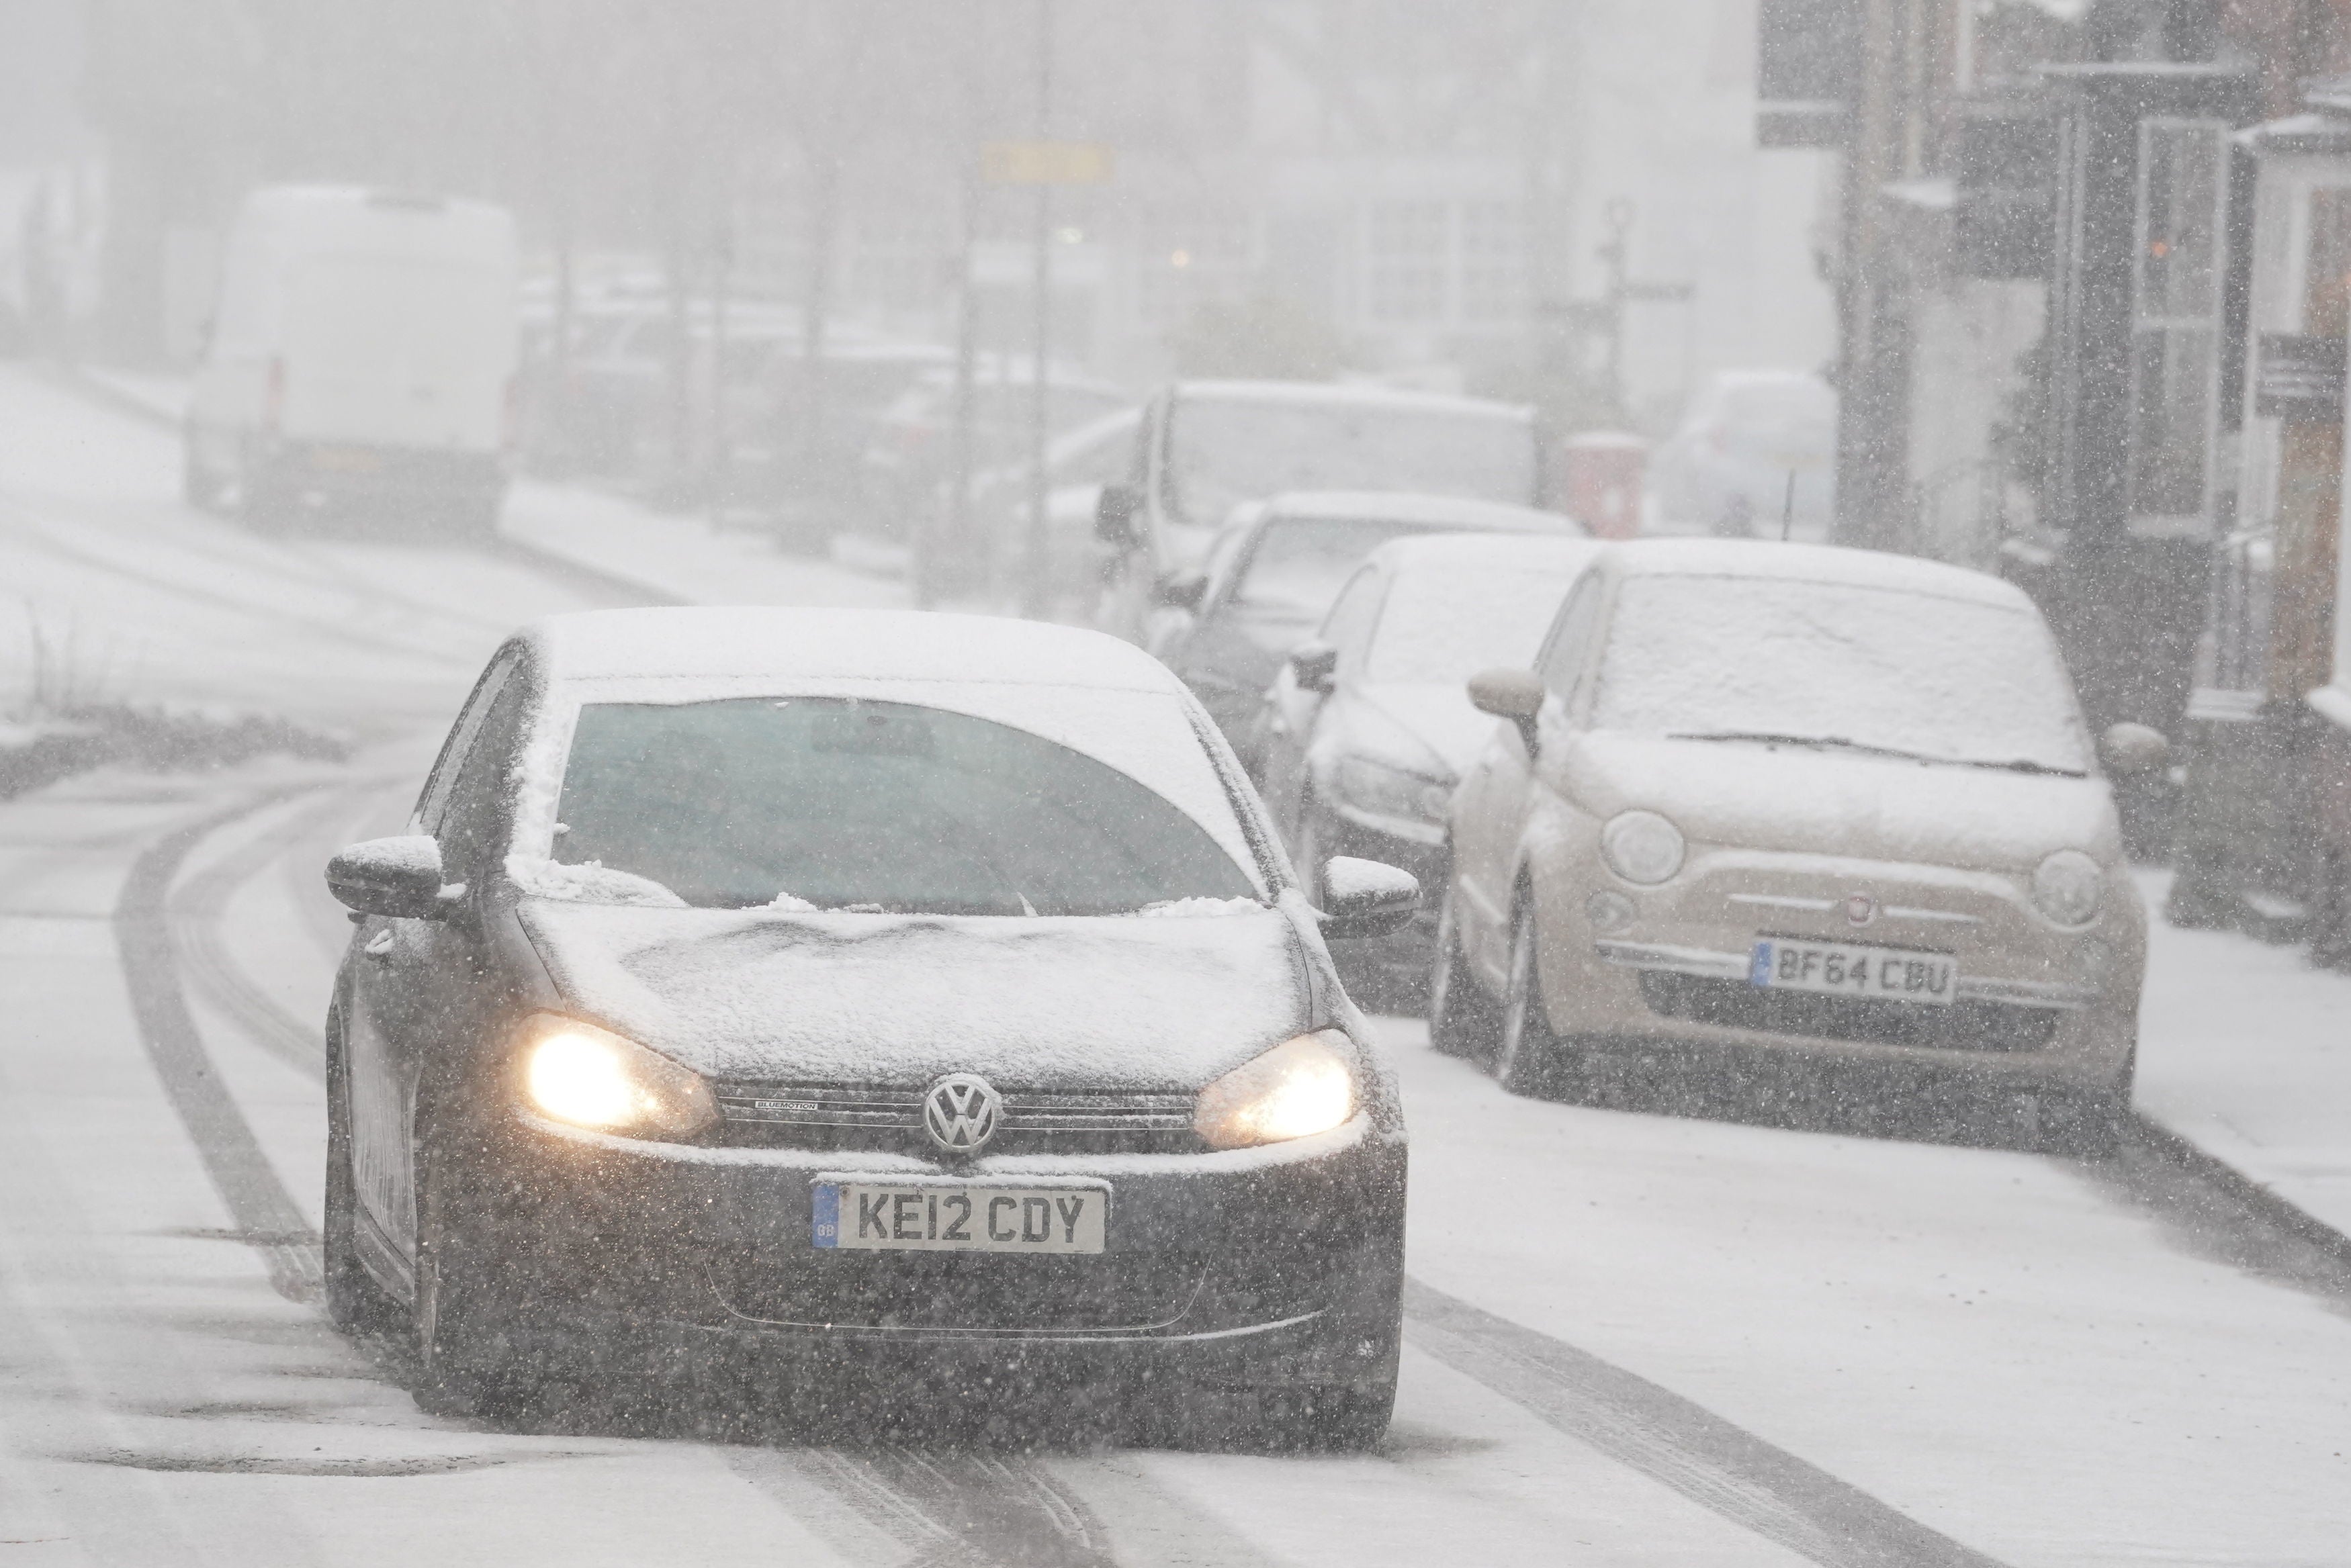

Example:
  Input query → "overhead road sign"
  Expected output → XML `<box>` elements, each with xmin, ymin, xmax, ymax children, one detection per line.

<box><xmin>981</xmin><ymin>141</ymin><xmax>1114</xmax><ymax>186</ymax></box>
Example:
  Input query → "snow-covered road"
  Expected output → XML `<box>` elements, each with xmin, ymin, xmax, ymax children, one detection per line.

<box><xmin>1</xmin><ymin>367</ymin><xmax>2346</xmax><ymax>1567</ymax></box>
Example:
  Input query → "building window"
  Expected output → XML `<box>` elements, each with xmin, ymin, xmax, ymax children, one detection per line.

<box><xmin>2125</xmin><ymin>119</ymin><xmax>2228</xmax><ymax>524</ymax></box>
<box><xmin>1459</xmin><ymin>201</ymin><xmax>1527</xmax><ymax>322</ymax></box>
<box><xmin>1365</xmin><ymin>201</ymin><xmax>1450</xmax><ymax>323</ymax></box>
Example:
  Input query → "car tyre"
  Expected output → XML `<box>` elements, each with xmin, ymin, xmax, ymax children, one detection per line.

<box><xmin>323</xmin><ymin>1009</ymin><xmax>402</xmax><ymax>1337</ymax></box>
<box><xmin>1495</xmin><ymin>890</ymin><xmax>1575</xmax><ymax>1098</ymax></box>
<box><xmin>181</xmin><ymin>444</ymin><xmax>226</xmax><ymax>512</ymax></box>
<box><xmin>412</xmin><ymin>1121</ymin><xmax>564</xmax><ymax>1424</ymax></box>
<box><xmin>1427</xmin><ymin>878</ymin><xmax>1498</xmax><ymax>1056</ymax></box>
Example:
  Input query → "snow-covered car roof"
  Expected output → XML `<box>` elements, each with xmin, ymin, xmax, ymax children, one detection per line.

<box><xmin>1262</xmin><ymin>490</ymin><xmax>1578</xmax><ymax>533</ymax></box>
<box><xmin>1364</xmin><ymin>531</ymin><xmax>1606</xmax><ymax>573</ymax></box>
<box><xmin>1602</xmin><ymin>539</ymin><xmax>2030</xmax><ymax>608</ymax></box>
<box><xmin>521</xmin><ymin>608</ymin><xmax>1191</xmax><ymax>692</ymax></box>
<box><xmin>1173</xmin><ymin>379</ymin><xmax>1534</xmax><ymax>422</ymax></box>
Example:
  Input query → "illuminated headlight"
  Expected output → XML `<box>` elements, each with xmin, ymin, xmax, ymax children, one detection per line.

<box><xmin>1193</xmin><ymin>1029</ymin><xmax>1357</xmax><ymax>1150</ymax></box>
<box><xmin>519</xmin><ymin>1014</ymin><xmax>719</xmax><ymax>1140</ymax></box>
<box><xmin>1337</xmin><ymin>757</ymin><xmax>1453</xmax><ymax>823</ymax></box>
<box><xmin>1599</xmin><ymin>811</ymin><xmax>1685</xmax><ymax>885</ymax></box>
<box><xmin>2031</xmin><ymin>850</ymin><xmax>2104</xmax><ymax>927</ymax></box>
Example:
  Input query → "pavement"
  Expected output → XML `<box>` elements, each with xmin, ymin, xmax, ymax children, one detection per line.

<box><xmin>6</xmin><ymin>361</ymin><xmax>2350</xmax><ymax>1564</ymax></box>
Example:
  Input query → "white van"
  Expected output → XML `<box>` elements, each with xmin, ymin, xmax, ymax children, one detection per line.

<box><xmin>185</xmin><ymin>186</ymin><xmax>520</xmax><ymax>533</ymax></box>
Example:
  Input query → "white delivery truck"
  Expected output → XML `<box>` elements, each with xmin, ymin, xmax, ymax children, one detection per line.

<box><xmin>185</xmin><ymin>186</ymin><xmax>520</xmax><ymax>533</ymax></box>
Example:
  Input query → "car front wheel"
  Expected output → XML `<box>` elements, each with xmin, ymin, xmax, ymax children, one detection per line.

<box><xmin>1427</xmin><ymin>878</ymin><xmax>1498</xmax><ymax>1056</ymax></box>
<box><xmin>322</xmin><ymin>1011</ymin><xmax>402</xmax><ymax>1337</ymax></box>
<box><xmin>1495</xmin><ymin>891</ymin><xmax>1575</xmax><ymax>1097</ymax></box>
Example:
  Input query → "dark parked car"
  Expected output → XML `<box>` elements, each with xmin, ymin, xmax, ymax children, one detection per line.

<box><xmin>1150</xmin><ymin>491</ymin><xmax>1582</xmax><ymax>766</ymax></box>
<box><xmin>322</xmin><ymin>608</ymin><xmax>1415</xmax><ymax>1446</ymax></box>
<box><xmin>1255</xmin><ymin>533</ymin><xmax>1603</xmax><ymax>990</ymax></box>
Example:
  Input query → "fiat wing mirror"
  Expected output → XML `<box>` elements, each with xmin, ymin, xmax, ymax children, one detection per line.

<box><xmin>1468</xmin><ymin>667</ymin><xmax>1546</xmax><ymax>752</ymax></box>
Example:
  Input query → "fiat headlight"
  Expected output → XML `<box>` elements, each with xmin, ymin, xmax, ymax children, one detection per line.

<box><xmin>1337</xmin><ymin>756</ymin><xmax>1453</xmax><ymax>824</ymax></box>
<box><xmin>2031</xmin><ymin>850</ymin><xmax>2104</xmax><ymax>927</ymax></box>
<box><xmin>1599</xmin><ymin>811</ymin><xmax>1685</xmax><ymax>886</ymax></box>
<box><xmin>519</xmin><ymin>1014</ymin><xmax>719</xmax><ymax>1140</ymax></box>
<box><xmin>1194</xmin><ymin>1029</ymin><xmax>1357</xmax><ymax>1150</ymax></box>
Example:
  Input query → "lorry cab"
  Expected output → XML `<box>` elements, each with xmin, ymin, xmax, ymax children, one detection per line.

<box><xmin>185</xmin><ymin>185</ymin><xmax>520</xmax><ymax>535</ymax></box>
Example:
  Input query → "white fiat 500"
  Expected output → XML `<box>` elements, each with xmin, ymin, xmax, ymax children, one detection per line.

<box><xmin>1430</xmin><ymin>540</ymin><xmax>2164</xmax><ymax>1145</ymax></box>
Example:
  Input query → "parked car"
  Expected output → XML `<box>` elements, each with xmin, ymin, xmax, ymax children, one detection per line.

<box><xmin>1430</xmin><ymin>539</ymin><xmax>2164</xmax><ymax>1147</ymax></box>
<box><xmin>1255</xmin><ymin>533</ymin><xmax>1605</xmax><ymax>985</ymax></box>
<box><xmin>1093</xmin><ymin>381</ymin><xmax>1546</xmax><ymax>640</ymax></box>
<box><xmin>185</xmin><ymin>185</ymin><xmax>519</xmax><ymax>533</ymax></box>
<box><xmin>321</xmin><ymin>606</ymin><xmax>1415</xmax><ymax>1446</ymax></box>
<box><xmin>1151</xmin><ymin>492</ymin><xmax>1581</xmax><ymax>761</ymax></box>
<box><xmin>860</xmin><ymin>362</ymin><xmax>1131</xmax><ymax>542</ymax></box>
<box><xmin>1648</xmin><ymin>369</ymin><xmax>1836</xmax><ymax>540</ymax></box>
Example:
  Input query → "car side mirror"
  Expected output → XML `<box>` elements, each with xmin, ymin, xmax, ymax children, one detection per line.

<box><xmin>1155</xmin><ymin>569</ymin><xmax>1208</xmax><ymax>612</ymax></box>
<box><xmin>326</xmin><ymin>835</ymin><xmax>463</xmax><ymax>920</ymax></box>
<box><xmin>1095</xmin><ymin>481</ymin><xmax>1143</xmax><ymax>546</ymax></box>
<box><xmin>2100</xmin><ymin>721</ymin><xmax>2170</xmax><ymax>778</ymax></box>
<box><xmin>1468</xmin><ymin>667</ymin><xmax>1545</xmax><ymax>720</ymax></box>
<box><xmin>1318</xmin><ymin>856</ymin><xmax>1420</xmax><ymax>939</ymax></box>
<box><xmin>1468</xmin><ymin>666</ymin><xmax>1546</xmax><ymax>755</ymax></box>
<box><xmin>1288</xmin><ymin>640</ymin><xmax>1338</xmax><ymax>694</ymax></box>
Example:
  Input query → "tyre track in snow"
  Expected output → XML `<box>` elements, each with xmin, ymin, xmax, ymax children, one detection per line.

<box><xmin>114</xmin><ymin>785</ymin><xmax>329</xmax><ymax>1304</ymax></box>
<box><xmin>1403</xmin><ymin>1280</ymin><xmax>2006</xmax><ymax>1568</ymax></box>
<box><xmin>167</xmin><ymin>783</ymin><xmax>400</xmax><ymax>1084</ymax></box>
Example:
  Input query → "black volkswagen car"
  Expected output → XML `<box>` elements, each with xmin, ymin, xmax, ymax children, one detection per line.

<box><xmin>322</xmin><ymin>608</ymin><xmax>1415</xmax><ymax>1446</ymax></box>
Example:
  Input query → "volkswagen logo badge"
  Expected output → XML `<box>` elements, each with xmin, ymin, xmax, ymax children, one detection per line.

<box><xmin>1843</xmin><ymin>892</ymin><xmax>1878</xmax><ymax>927</ymax></box>
<box><xmin>923</xmin><ymin>1073</ymin><xmax>1002</xmax><ymax>1155</ymax></box>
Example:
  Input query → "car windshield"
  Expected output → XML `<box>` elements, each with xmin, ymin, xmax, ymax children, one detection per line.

<box><xmin>1591</xmin><ymin>575</ymin><xmax>2092</xmax><ymax>773</ymax></box>
<box><xmin>1235</xmin><ymin>518</ymin><xmax>1450</xmax><ymax>616</ymax></box>
<box><xmin>545</xmin><ymin>697</ymin><xmax>1261</xmax><ymax>914</ymax></box>
<box><xmin>1364</xmin><ymin>561</ymin><xmax>1588</xmax><ymax>684</ymax></box>
<box><xmin>1168</xmin><ymin>398</ymin><xmax>1537</xmax><ymax>524</ymax></box>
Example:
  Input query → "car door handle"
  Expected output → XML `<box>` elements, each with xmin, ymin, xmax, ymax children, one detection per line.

<box><xmin>362</xmin><ymin>931</ymin><xmax>395</xmax><ymax>960</ymax></box>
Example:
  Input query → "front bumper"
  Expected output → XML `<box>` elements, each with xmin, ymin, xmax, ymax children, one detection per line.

<box><xmin>1534</xmin><ymin>849</ymin><xmax>2141</xmax><ymax>1091</ymax></box>
<box><xmin>480</xmin><ymin>1112</ymin><xmax>1406</xmax><ymax>1387</ymax></box>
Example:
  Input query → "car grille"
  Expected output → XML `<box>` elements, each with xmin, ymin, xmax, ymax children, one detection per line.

<box><xmin>709</xmin><ymin>1250</ymin><xmax>1207</xmax><ymax>1333</ymax></box>
<box><xmin>712</xmin><ymin>1082</ymin><xmax>1204</xmax><ymax>1155</ymax></box>
<box><xmin>1636</xmin><ymin>972</ymin><xmax>2061</xmax><ymax>1054</ymax></box>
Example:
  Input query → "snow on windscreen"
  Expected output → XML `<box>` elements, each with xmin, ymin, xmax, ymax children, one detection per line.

<box><xmin>1592</xmin><ymin>576</ymin><xmax>2091</xmax><ymax>772</ymax></box>
<box><xmin>1239</xmin><ymin>518</ymin><xmax>1448</xmax><ymax>615</ymax></box>
<box><xmin>1366</xmin><ymin>563</ymin><xmax>1586</xmax><ymax>684</ymax></box>
<box><xmin>1169</xmin><ymin>400</ymin><xmax>1536</xmax><ymax>525</ymax></box>
<box><xmin>536</xmin><ymin>696</ymin><xmax>1261</xmax><ymax>915</ymax></box>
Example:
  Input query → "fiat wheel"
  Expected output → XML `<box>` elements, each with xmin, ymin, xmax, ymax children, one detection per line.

<box><xmin>1427</xmin><ymin>878</ymin><xmax>1498</xmax><ymax>1058</ymax></box>
<box><xmin>1495</xmin><ymin>891</ymin><xmax>1574</xmax><ymax>1097</ymax></box>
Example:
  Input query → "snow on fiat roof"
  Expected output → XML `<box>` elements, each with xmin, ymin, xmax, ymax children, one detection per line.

<box><xmin>1266</xmin><ymin>491</ymin><xmax>1577</xmax><ymax>531</ymax></box>
<box><xmin>521</xmin><ymin>607</ymin><xmax>1188</xmax><ymax>690</ymax></box>
<box><xmin>1604</xmin><ymin>538</ymin><xmax>2031</xmax><ymax>608</ymax></box>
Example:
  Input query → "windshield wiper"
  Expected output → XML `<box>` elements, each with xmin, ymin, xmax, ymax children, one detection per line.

<box><xmin>1669</xmin><ymin>731</ymin><xmax>2085</xmax><ymax>776</ymax></box>
<box><xmin>1668</xmin><ymin>730</ymin><xmax>1913</xmax><ymax>759</ymax></box>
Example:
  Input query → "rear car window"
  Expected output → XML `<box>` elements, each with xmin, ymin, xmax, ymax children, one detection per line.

<box><xmin>545</xmin><ymin>697</ymin><xmax>1262</xmax><ymax>915</ymax></box>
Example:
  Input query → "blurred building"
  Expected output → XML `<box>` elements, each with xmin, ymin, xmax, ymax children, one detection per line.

<box><xmin>1798</xmin><ymin>0</ymin><xmax>2351</xmax><ymax>958</ymax></box>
